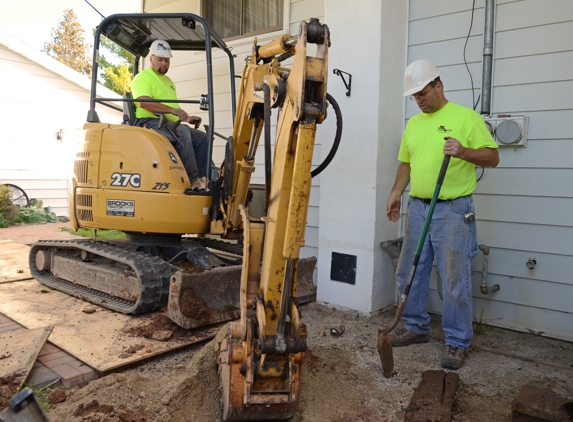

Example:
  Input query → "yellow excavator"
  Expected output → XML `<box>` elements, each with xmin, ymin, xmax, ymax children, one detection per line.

<box><xmin>28</xmin><ymin>13</ymin><xmax>340</xmax><ymax>419</ymax></box>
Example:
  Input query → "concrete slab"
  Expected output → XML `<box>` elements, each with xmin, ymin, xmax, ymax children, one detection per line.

<box><xmin>511</xmin><ymin>385</ymin><xmax>573</xmax><ymax>422</ymax></box>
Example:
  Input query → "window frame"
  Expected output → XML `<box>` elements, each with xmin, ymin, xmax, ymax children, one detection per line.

<box><xmin>202</xmin><ymin>0</ymin><xmax>289</xmax><ymax>42</ymax></box>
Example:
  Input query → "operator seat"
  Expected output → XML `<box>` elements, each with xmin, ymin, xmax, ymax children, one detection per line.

<box><xmin>122</xmin><ymin>92</ymin><xmax>168</xmax><ymax>129</ymax></box>
<box><xmin>122</xmin><ymin>92</ymin><xmax>137</xmax><ymax>125</ymax></box>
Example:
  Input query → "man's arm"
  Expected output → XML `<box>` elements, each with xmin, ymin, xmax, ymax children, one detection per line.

<box><xmin>136</xmin><ymin>96</ymin><xmax>190</xmax><ymax>122</ymax></box>
<box><xmin>136</xmin><ymin>96</ymin><xmax>202</xmax><ymax>127</ymax></box>
<box><xmin>386</xmin><ymin>162</ymin><xmax>411</xmax><ymax>222</ymax></box>
<box><xmin>444</xmin><ymin>137</ymin><xmax>500</xmax><ymax>167</ymax></box>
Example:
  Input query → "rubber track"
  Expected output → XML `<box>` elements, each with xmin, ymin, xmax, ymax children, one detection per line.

<box><xmin>29</xmin><ymin>240</ymin><xmax>172</xmax><ymax>314</ymax></box>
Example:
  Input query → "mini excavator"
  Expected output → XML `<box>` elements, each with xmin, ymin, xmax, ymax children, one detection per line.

<box><xmin>28</xmin><ymin>13</ymin><xmax>340</xmax><ymax>419</ymax></box>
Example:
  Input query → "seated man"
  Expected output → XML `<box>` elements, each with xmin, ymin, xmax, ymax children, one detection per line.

<box><xmin>130</xmin><ymin>39</ymin><xmax>209</xmax><ymax>192</ymax></box>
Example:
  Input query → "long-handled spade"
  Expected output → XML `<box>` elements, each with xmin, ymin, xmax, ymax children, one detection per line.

<box><xmin>378</xmin><ymin>154</ymin><xmax>451</xmax><ymax>378</ymax></box>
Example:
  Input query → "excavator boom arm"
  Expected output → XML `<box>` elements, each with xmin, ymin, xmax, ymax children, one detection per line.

<box><xmin>218</xmin><ymin>19</ymin><xmax>333</xmax><ymax>420</ymax></box>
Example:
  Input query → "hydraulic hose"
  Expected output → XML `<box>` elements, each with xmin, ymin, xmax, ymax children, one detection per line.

<box><xmin>311</xmin><ymin>93</ymin><xmax>343</xmax><ymax>178</ymax></box>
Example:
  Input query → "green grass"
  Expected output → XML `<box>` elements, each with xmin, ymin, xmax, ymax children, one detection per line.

<box><xmin>59</xmin><ymin>226</ymin><xmax>125</xmax><ymax>241</ymax></box>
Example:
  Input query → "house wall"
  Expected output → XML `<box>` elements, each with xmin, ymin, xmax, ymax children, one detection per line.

<box><xmin>0</xmin><ymin>32</ymin><xmax>123</xmax><ymax>217</ymax></box>
<box><xmin>317</xmin><ymin>0</ymin><xmax>408</xmax><ymax>313</ymax></box>
<box><xmin>406</xmin><ymin>0</ymin><xmax>573</xmax><ymax>341</ymax></box>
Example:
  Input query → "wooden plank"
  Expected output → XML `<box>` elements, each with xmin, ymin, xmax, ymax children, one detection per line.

<box><xmin>0</xmin><ymin>280</ymin><xmax>223</xmax><ymax>373</ymax></box>
<box><xmin>404</xmin><ymin>370</ymin><xmax>460</xmax><ymax>422</ymax></box>
<box><xmin>0</xmin><ymin>241</ymin><xmax>32</xmax><ymax>283</ymax></box>
<box><xmin>0</xmin><ymin>326</ymin><xmax>52</xmax><ymax>408</ymax></box>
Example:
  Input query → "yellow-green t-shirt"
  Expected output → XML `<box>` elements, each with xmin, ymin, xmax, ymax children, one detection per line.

<box><xmin>398</xmin><ymin>102</ymin><xmax>498</xmax><ymax>199</ymax></box>
<box><xmin>130</xmin><ymin>67</ymin><xmax>180</xmax><ymax>122</ymax></box>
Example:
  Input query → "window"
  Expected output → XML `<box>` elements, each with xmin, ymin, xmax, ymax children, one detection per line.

<box><xmin>204</xmin><ymin>0</ymin><xmax>284</xmax><ymax>40</ymax></box>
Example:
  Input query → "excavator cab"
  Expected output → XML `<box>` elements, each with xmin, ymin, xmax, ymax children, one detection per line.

<box><xmin>78</xmin><ymin>13</ymin><xmax>237</xmax><ymax>236</ymax></box>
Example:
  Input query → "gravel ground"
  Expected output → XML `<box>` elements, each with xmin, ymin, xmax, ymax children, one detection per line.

<box><xmin>42</xmin><ymin>302</ymin><xmax>573</xmax><ymax>422</ymax></box>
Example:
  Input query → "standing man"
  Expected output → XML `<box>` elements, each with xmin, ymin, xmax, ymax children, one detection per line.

<box><xmin>386</xmin><ymin>59</ymin><xmax>499</xmax><ymax>369</ymax></box>
<box><xmin>130</xmin><ymin>39</ymin><xmax>209</xmax><ymax>192</ymax></box>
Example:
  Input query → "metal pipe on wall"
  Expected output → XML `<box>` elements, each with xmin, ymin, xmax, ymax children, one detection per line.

<box><xmin>480</xmin><ymin>0</ymin><xmax>495</xmax><ymax>115</ymax></box>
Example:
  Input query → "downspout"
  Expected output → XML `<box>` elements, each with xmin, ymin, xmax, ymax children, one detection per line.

<box><xmin>480</xmin><ymin>0</ymin><xmax>495</xmax><ymax>115</ymax></box>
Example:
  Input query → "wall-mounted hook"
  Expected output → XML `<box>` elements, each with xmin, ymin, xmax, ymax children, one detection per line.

<box><xmin>56</xmin><ymin>129</ymin><xmax>65</xmax><ymax>140</ymax></box>
<box><xmin>333</xmin><ymin>69</ymin><xmax>352</xmax><ymax>96</ymax></box>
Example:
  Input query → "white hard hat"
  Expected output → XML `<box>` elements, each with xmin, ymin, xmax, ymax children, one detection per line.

<box><xmin>150</xmin><ymin>40</ymin><xmax>172</xmax><ymax>58</ymax></box>
<box><xmin>403</xmin><ymin>59</ymin><xmax>440</xmax><ymax>97</ymax></box>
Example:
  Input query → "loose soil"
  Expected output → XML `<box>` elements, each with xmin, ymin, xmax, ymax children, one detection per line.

<box><xmin>0</xmin><ymin>371</ymin><xmax>26</xmax><ymax>410</ymax></box>
<box><xmin>44</xmin><ymin>303</ymin><xmax>573</xmax><ymax>421</ymax></box>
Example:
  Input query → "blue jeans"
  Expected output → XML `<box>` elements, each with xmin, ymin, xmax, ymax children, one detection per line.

<box><xmin>143</xmin><ymin>119</ymin><xmax>208</xmax><ymax>182</ymax></box>
<box><xmin>395</xmin><ymin>195</ymin><xmax>479</xmax><ymax>350</ymax></box>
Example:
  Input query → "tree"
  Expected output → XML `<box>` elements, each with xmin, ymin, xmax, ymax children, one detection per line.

<box><xmin>98</xmin><ymin>36</ymin><xmax>135</xmax><ymax>94</ymax></box>
<box><xmin>43</xmin><ymin>9</ymin><xmax>92</xmax><ymax>77</ymax></box>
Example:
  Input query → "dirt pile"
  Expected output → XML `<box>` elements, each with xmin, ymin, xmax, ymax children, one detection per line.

<box><xmin>47</xmin><ymin>326</ymin><xmax>226</xmax><ymax>422</ymax></box>
<box><xmin>45</xmin><ymin>304</ymin><xmax>573</xmax><ymax>422</ymax></box>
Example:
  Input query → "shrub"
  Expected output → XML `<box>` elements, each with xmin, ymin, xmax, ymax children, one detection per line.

<box><xmin>0</xmin><ymin>185</ymin><xmax>57</xmax><ymax>227</ymax></box>
<box><xmin>0</xmin><ymin>185</ymin><xmax>20</xmax><ymax>227</ymax></box>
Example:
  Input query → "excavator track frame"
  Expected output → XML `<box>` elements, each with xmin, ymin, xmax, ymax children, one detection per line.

<box><xmin>29</xmin><ymin>240</ymin><xmax>173</xmax><ymax>314</ymax></box>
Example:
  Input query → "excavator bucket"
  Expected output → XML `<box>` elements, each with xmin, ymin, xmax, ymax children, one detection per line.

<box><xmin>167</xmin><ymin>266</ymin><xmax>242</xmax><ymax>329</ymax></box>
<box><xmin>167</xmin><ymin>257</ymin><xmax>317</xmax><ymax>329</ymax></box>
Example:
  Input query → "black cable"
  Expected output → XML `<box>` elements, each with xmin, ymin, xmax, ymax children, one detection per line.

<box><xmin>463</xmin><ymin>0</ymin><xmax>477</xmax><ymax>110</ymax></box>
<box><xmin>84</xmin><ymin>0</ymin><xmax>106</xmax><ymax>20</ymax></box>
<box><xmin>311</xmin><ymin>93</ymin><xmax>343</xmax><ymax>178</ymax></box>
<box><xmin>476</xmin><ymin>167</ymin><xmax>484</xmax><ymax>182</ymax></box>
<box><xmin>465</xmin><ymin>1</ymin><xmax>487</xmax><ymax>184</ymax></box>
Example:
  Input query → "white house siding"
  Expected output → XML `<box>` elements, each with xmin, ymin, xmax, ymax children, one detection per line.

<box><xmin>0</xmin><ymin>32</ymin><xmax>123</xmax><ymax>217</ymax></box>
<box><xmin>142</xmin><ymin>0</ymin><xmax>325</xmax><ymax>261</ymax></box>
<box><xmin>406</xmin><ymin>0</ymin><xmax>573</xmax><ymax>341</ymax></box>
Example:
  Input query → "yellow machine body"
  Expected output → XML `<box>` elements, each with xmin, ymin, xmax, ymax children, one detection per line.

<box><xmin>70</xmin><ymin>123</ymin><xmax>211</xmax><ymax>235</ymax></box>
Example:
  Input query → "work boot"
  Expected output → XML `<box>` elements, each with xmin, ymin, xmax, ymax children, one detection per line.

<box><xmin>441</xmin><ymin>345</ymin><xmax>465</xmax><ymax>370</ymax></box>
<box><xmin>185</xmin><ymin>177</ymin><xmax>210</xmax><ymax>194</ymax></box>
<box><xmin>390</xmin><ymin>328</ymin><xmax>429</xmax><ymax>347</ymax></box>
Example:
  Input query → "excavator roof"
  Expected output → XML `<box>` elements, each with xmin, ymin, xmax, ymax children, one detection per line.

<box><xmin>95</xmin><ymin>13</ymin><xmax>230</xmax><ymax>58</ymax></box>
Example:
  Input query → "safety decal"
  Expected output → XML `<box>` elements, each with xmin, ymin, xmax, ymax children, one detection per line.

<box><xmin>107</xmin><ymin>199</ymin><xmax>135</xmax><ymax>217</ymax></box>
<box><xmin>168</xmin><ymin>152</ymin><xmax>178</xmax><ymax>164</ymax></box>
<box><xmin>111</xmin><ymin>172</ymin><xmax>141</xmax><ymax>187</ymax></box>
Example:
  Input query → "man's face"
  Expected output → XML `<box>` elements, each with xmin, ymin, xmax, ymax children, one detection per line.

<box><xmin>412</xmin><ymin>81</ymin><xmax>442</xmax><ymax>113</ymax></box>
<box><xmin>150</xmin><ymin>55</ymin><xmax>170</xmax><ymax>75</ymax></box>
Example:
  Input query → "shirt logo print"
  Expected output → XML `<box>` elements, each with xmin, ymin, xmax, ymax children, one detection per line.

<box><xmin>437</xmin><ymin>125</ymin><xmax>452</xmax><ymax>133</ymax></box>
